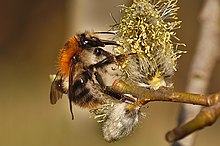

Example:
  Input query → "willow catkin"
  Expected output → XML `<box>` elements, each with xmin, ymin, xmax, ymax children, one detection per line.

<box><xmin>112</xmin><ymin>0</ymin><xmax>185</xmax><ymax>90</ymax></box>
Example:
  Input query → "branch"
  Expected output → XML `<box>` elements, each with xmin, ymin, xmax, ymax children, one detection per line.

<box><xmin>175</xmin><ymin>0</ymin><xmax>220</xmax><ymax>145</ymax></box>
<box><xmin>112</xmin><ymin>79</ymin><xmax>220</xmax><ymax>107</ymax></box>
<box><xmin>166</xmin><ymin>102</ymin><xmax>220</xmax><ymax>142</ymax></box>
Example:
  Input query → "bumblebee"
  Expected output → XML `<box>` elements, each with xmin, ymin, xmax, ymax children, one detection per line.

<box><xmin>50</xmin><ymin>31</ymin><xmax>128</xmax><ymax>119</ymax></box>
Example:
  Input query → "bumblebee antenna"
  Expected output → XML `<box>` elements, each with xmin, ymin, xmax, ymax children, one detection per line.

<box><xmin>94</xmin><ymin>31</ymin><xmax>116</xmax><ymax>35</ymax></box>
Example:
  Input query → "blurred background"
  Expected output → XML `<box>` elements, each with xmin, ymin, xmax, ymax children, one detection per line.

<box><xmin>0</xmin><ymin>0</ymin><xmax>219</xmax><ymax>146</ymax></box>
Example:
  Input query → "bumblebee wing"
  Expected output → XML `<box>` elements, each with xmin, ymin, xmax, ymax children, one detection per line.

<box><xmin>50</xmin><ymin>73</ymin><xmax>64</xmax><ymax>104</ymax></box>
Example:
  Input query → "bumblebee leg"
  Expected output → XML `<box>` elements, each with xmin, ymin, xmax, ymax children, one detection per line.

<box><xmin>94</xmin><ymin>71</ymin><xmax>135</xmax><ymax>104</ymax></box>
<box><xmin>104</xmin><ymin>86</ymin><xmax>136</xmax><ymax>104</ymax></box>
<box><xmin>68</xmin><ymin>98</ymin><xmax>74</xmax><ymax>120</ymax></box>
<box><xmin>94</xmin><ymin>71</ymin><xmax>123</xmax><ymax>100</ymax></box>
<box><xmin>94</xmin><ymin>72</ymin><xmax>105</xmax><ymax>87</ymax></box>
<box><xmin>89</xmin><ymin>54</ymin><xmax>127</xmax><ymax>69</ymax></box>
<box><xmin>92</xmin><ymin>47</ymin><xmax>137</xmax><ymax>70</ymax></box>
<box><xmin>88</xmin><ymin>56</ymin><xmax>114</xmax><ymax>69</ymax></box>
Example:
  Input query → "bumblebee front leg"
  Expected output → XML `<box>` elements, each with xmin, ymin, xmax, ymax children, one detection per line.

<box><xmin>89</xmin><ymin>53</ymin><xmax>128</xmax><ymax>69</ymax></box>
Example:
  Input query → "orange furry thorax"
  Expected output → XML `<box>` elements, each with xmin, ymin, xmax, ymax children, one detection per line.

<box><xmin>58</xmin><ymin>37</ymin><xmax>81</xmax><ymax>77</ymax></box>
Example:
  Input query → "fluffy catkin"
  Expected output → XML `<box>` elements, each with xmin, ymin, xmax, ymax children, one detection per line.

<box><xmin>91</xmin><ymin>103</ymin><xmax>140</xmax><ymax>142</ymax></box>
<box><xmin>112</xmin><ymin>0</ymin><xmax>185</xmax><ymax>90</ymax></box>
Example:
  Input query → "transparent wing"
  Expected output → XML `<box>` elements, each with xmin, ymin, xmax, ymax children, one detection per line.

<box><xmin>50</xmin><ymin>72</ymin><xmax>64</xmax><ymax>104</ymax></box>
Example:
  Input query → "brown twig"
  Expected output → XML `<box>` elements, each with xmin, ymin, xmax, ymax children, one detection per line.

<box><xmin>112</xmin><ymin>80</ymin><xmax>220</xmax><ymax>106</ymax></box>
<box><xmin>166</xmin><ymin>102</ymin><xmax>220</xmax><ymax>142</ymax></box>
<box><xmin>176</xmin><ymin>0</ymin><xmax>220</xmax><ymax>145</ymax></box>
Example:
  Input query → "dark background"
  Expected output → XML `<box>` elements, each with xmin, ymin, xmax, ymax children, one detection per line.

<box><xmin>0</xmin><ymin>0</ymin><xmax>219</xmax><ymax>146</ymax></box>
